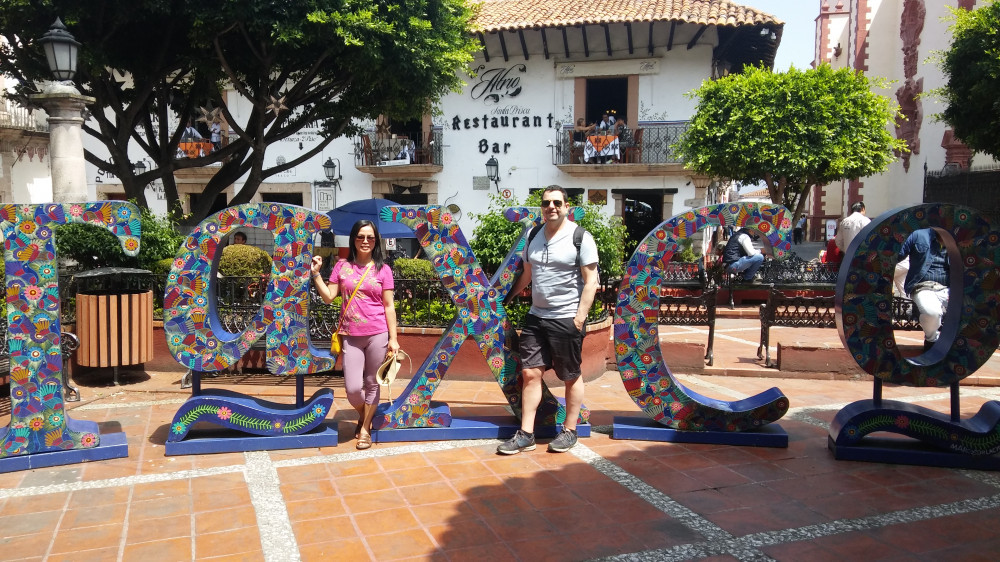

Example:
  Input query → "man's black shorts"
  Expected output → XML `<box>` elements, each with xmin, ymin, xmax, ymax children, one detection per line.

<box><xmin>519</xmin><ymin>313</ymin><xmax>585</xmax><ymax>381</ymax></box>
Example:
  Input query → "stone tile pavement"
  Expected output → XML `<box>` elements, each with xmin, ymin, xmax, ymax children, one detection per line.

<box><xmin>4</xmin><ymin>318</ymin><xmax>1000</xmax><ymax>562</ymax></box>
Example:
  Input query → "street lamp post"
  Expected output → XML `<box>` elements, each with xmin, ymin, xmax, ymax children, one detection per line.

<box><xmin>30</xmin><ymin>18</ymin><xmax>93</xmax><ymax>203</ymax></box>
<box><xmin>485</xmin><ymin>156</ymin><xmax>500</xmax><ymax>192</ymax></box>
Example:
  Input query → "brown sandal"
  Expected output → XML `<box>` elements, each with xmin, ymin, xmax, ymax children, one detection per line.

<box><xmin>356</xmin><ymin>432</ymin><xmax>372</xmax><ymax>450</ymax></box>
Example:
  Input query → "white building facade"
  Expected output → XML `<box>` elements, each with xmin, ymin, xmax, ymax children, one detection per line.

<box><xmin>812</xmin><ymin>0</ymin><xmax>996</xmax><ymax>235</ymax></box>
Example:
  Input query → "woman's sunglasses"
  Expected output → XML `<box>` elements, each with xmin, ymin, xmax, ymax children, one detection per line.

<box><xmin>355</xmin><ymin>235</ymin><xmax>376</xmax><ymax>241</ymax></box>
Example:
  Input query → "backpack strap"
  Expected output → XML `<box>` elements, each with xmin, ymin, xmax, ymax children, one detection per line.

<box><xmin>526</xmin><ymin>223</ymin><xmax>586</xmax><ymax>268</ymax></box>
<box><xmin>573</xmin><ymin>224</ymin><xmax>584</xmax><ymax>268</ymax></box>
<box><xmin>526</xmin><ymin>223</ymin><xmax>544</xmax><ymax>249</ymax></box>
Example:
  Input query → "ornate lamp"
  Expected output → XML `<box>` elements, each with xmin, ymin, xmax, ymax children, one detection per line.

<box><xmin>323</xmin><ymin>157</ymin><xmax>341</xmax><ymax>181</ymax></box>
<box><xmin>485</xmin><ymin>156</ymin><xmax>500</xmax><ymax>191</ymax></box>
<box><xmin>38</xmin><ymin>18</ymin><xmax>80</xmax><ymax>81</ymax></box>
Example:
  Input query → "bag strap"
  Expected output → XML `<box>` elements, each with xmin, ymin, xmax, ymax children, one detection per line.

<box><xmin>339</xmin><ymin>262</ymin><xmax>374</xmax><ymax>327</ymax></box>
<box><xmin>527</xmin><ymin>223</ymin><xmax>585</xmax><ymax>267</ymax></box>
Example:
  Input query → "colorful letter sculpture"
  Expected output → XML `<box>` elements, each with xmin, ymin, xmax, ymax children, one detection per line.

<box><xmin>613</xmin><ymin>203</ymin><xmax>791</xmax><ymax>446</ymax></box>
<box><xmin>0</xmin><ymin>202</ymin><xmax>139</xmax><ymax>472</ymax></box>
<box><xmin>163</xmin><ymin>204</ymin><xmax>337</xmax><ymax>454</ymax></box>
<box><xmin>369</xmin><ymin>205</ymin><xmax>589</xmax><ymax>441</ymax></box>
<box><xmin>830</xmin><ymin>204</ymin><xmax>1000</xmax><ymax>468</ymax></box>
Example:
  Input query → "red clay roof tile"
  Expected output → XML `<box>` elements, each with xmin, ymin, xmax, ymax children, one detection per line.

<box><xmin>471</xmin><ymin>0</ymin><xmax>783</xmax><ymax>32</ymax></box>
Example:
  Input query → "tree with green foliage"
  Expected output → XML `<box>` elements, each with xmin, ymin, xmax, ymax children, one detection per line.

<box><xmin>938</xmin><ymin>1</ymin><xmax>1000</xmax><ymax>159</ymax></box>
<box><xmin>56</xmin><ymin>206</ymin><xmax>185</xmax><ymax>271</ymax></box>
<box><xmin>0</xmin><ymin>0</ymin><xmax>478</xmax><ymax>223</ymax></box>
<box><xmin>675</xmin><ymin>65</ymin><xmax>907</xmax><ymax>217</ymax></box>
<box><xmin>469</xmin><ymin>191</ymin><xmax>628</xmax><ymax>281</ymax></box>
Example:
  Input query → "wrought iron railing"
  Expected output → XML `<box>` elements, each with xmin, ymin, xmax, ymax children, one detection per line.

<box><xmin>353</xmin><ymin>128</ymin><xmax>443</xmax><ymax>167</ymax></box>
<box><xmin>55</xmin><ymin>272</ymin><xmax>617</xmax><ymax>329</ymax></box>
<box><xmin>0</xmin><ymin>97</ymin><xmax>46</xmax><ymax>132</ymax></box>
<box><xmin>924</xmin><ymin>165</ymin><xmax>1000</xmax><ymax>226</ymax></box>
<box><xmin>555</xmin><ymin>121</ymin><xmax>690</xmax><ymax>165</ymax></box>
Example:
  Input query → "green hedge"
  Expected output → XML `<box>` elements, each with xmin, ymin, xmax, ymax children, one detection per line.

<box><xmin>218</xmin><ymin>245</ymin><xmax>271</xmax><ymax>277</ymax></box>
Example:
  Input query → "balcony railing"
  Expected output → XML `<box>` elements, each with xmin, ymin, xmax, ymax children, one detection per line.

<box><xmin>555</xmin><ymin>121</ymin><xmax>690</xmax><ymax>166</ymax></box>
<box><xmin>354</xmin><ymin>128</ymin><xmax>443</xmax><ymax>167</ymax></box>
<box><xmin>0</xmin><ymin>98</ymin><xmax>47</xmax><ymax>133</ymax></box>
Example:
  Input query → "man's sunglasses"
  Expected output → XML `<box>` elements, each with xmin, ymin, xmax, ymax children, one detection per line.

<box><xmin>541</xmin><ymin>199</ymin><xmax>564</xmax><ymax>208</ymax></box>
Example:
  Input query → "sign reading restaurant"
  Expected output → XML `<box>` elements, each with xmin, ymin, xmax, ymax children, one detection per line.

<box><xmin>456</xmin><ymin>64</ymin><xmax>552</xmax><ymax>154</ymax></box>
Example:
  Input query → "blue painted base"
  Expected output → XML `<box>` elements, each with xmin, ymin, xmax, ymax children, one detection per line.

<box><xmin>828</xmin><ymin>435</ymin><xmax>1000</xmax><ymax>470</ymax></box>
<box><xmin>373</xmin><ymin>419</ymin><xmax>590</xmax><ymax>443</ymax></box>
<box><xmin>0</xmin><ymin>432</ymin><xmax>128</xmax><ymax>473</ymax></box>
<box><xmin>373</xmin><ymin>404</ymin><xmax>590</xmax><ymax>444</ymax></box>
<box><xmin>164</xmin><ymin>423</ymin><xmax>338</xmax><ymax>456</ymax></box>
<box><xmin>612</xmin><ymin>416</ymin><xmax>788</xmax><ymax>448</ymax></box>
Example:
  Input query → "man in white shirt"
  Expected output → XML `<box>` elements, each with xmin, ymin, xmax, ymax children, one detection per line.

<box><xmin>835</xmin><ymin>202</ymin><xmax>870</xmax><ymax>252</ymax></box>
<box><xmin>595</xmin><ymin>113</ymin><xmax>615</xmax><ymax>131</ymax></box>
<box><xmin>183</xmin><ymin>120</ymin><xmax>203</xmax><ymax>142</ymax></box>
<box><xmin>722</xmin><ymin>227</ymin><xmax>764</xmax><ymax>281</ymax></box>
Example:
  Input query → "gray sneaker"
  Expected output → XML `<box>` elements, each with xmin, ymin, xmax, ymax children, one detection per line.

<box><xmin>548</xmin><ymin>428</ymin><xmax>578</xmax><ymax>453</ymax></box>
<box><xmin>497</xmin><ymin>429</ymin><xmax>536</xmax><ymax>455</ymax></box>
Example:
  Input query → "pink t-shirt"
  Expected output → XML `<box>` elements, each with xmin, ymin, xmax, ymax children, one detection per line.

<box><xmin>329</xmin><ymin>260</ymin><xmax>394</xmax><ymax>336</ymax></box>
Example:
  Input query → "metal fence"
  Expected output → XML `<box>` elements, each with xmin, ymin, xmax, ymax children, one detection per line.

<box><xmin>353</xmin><ymin>128</ymin><xmax>443</xmax><ymax>167</ymax></box>
<box><xmin>924</xmin><ymin>165</ymin><xmax>1000</xmax><ymax>226</ymax></box>
<box><xmin>555</xmin><ymin>122</ymin><xmax>690</xmax><ymax>165</ymax></box>
<box><xmin>54</xmin><ymin>271</ymin><xmax>619</xmax><ymax>328</ymax></box>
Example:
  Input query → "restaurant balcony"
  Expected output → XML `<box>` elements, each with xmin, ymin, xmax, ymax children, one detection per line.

<box><xmin>354</xmin><ymin>128</ymin><xmax>443</xmax><ymax>179</ymax></box>
<box><xmin>0</xmin><ymin>97</ymin><xmax>47</xmax><ymax>133</ymax></box>
<box><xmin>555</xmin><ymin>121</ymin><xmax>691</xmax><ymax>178</ymax></box>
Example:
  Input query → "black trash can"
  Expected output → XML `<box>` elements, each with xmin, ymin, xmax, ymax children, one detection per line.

<box><xmin>75</xmin><ymin>267</ymin><xmax>154</xmax><ymax>384</ymax></box>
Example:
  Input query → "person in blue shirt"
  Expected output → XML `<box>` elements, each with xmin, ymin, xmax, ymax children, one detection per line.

<box><xmin>899</xmin><ymin>228</ymin><xmax>949</xmax><ymax>351</ymax></box>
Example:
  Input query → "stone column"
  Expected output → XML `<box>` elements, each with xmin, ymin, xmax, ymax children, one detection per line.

<box><xmin>29</xmin><ymin>83</ymin><xmax>94</xmax><ymax>203</ymax></box>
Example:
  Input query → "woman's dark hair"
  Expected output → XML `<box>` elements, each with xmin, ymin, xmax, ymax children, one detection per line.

<box><xmin>347</xmin><ymin>219</ymin><xmax>386</xmax><ymax>271</ymax></box>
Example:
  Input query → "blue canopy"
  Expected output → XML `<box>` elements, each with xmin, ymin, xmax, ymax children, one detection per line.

<box><xmin>326</xmin><ymin>198</ymin><xmax>416</xmax><ymax>238</ymax></box>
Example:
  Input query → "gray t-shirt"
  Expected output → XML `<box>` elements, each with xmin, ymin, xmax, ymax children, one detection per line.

<box><xmin>524</xmin><ymin>224</ymin><xmax>599</xmax><ymax>319</ymax></box>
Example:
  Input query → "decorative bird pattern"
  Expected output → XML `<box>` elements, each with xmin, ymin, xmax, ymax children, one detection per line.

<box><xmin>0</xmin><ymin>202</ymin><xmax>140</xmax><ymax>457</ymax></box>
<box><xmin>372</xmin><ymin>205</ymin><xmax>589</xmax><ymax>430</ymax></box>
<box><xmin>615</xmin><ymin>203</ymin><xmax>792</xmax><ymax>431</ymax></box>
<box><xmin>163</xmin><ymin>203</ymin><xmax>333</xmax><ymax>375</ymax></box>
<box><xmin>837</xmin><ymin>204</ymin><xmax>1000</xmax><ymax>386</ymax></box>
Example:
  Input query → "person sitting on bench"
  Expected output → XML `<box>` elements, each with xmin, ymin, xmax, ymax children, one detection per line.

<box><xmin>723</xmin><ymin>227</ymin><xmax>765</xmax><ymax>281</ymax></box>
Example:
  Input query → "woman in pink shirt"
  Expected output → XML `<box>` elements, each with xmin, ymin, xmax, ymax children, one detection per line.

<box><xmin>310</xmin><ymin>220</ymin><xmax>399</xmax><ymax>449</ymax></box>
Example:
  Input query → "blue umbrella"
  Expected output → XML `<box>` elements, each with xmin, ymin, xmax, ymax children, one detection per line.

<box><xmin>326</xmin><ymin>198</ymin><xmax>416</xmax><ymax>238</ymax></box>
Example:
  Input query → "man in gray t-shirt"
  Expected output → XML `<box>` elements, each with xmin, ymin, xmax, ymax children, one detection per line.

<box><xmin>498</xmin><ymin>186</ymin><xmax>599</xmax><ymax>455</ymax></box>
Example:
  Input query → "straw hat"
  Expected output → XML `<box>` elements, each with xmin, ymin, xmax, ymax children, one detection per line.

<box><xmin>376</xmin><ymin>350</ymin><xmax>410</xmax><ymax>397</ymax></box>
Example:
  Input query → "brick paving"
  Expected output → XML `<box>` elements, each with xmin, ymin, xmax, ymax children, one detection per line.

<box><xmin>3</xmin><ymin>315</ymin><xmax>1000</xmax><ymax>561</ymax></box>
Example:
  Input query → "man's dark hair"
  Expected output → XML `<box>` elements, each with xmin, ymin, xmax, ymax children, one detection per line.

<box><xmin>851</xmin><ymin>202</ymin><xmax>866</xmax><ymax>214</ymax></box>
<box><xmin>234</xmin><ymin>231</ymin><xmax>247</xmax><ymax>242</ymax></box>
<box><xmin>542</xmin><ymin>185</ymin><xmax>569</xmax><ymax>202</ymax></box>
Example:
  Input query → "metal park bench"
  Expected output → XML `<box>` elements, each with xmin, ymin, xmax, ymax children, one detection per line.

<box><xmin>656</xmin><ymin>263</ymin><xmax>718</xmax><ymax>366</ymax></box>
<box><xmin>757</xmin><ymin>287</ymin><xmax>920</xmax><ymax>367</ymax></box>
<box><xmin>720</xmin><ymin>254</ymin><xmax>839</xmax><ymax>308</ymax></box>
